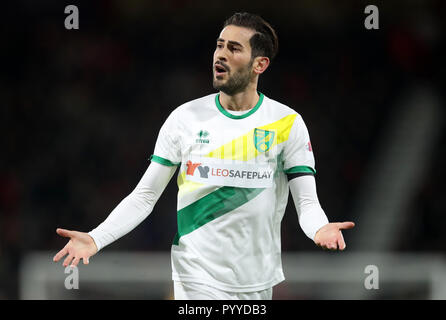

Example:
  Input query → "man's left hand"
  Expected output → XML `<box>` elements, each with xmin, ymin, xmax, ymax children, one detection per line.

<box><xmin>314</xmin><ymin>222</ymin><xmax>355</xmax><ymax>251</ymax></box>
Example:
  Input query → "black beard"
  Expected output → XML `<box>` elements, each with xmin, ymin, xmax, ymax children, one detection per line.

<box><xmin>213</xmin><ymin>61</ymin><xmax>253</xmax><ymax>95</ymax></box>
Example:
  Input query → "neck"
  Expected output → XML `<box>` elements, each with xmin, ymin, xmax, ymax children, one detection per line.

<box><xmin>219</xmin><ymin>84</ymin><xmax>259</xmax><ymax>111</ymax></box>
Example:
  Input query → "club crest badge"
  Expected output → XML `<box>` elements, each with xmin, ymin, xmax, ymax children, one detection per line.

<box><xmin>254</xmin><ymin>128</ymin><xmax>275</xmax><ymax>152</ymax></box>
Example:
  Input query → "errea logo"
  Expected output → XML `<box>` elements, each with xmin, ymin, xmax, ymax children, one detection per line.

<box><xmin>196</xmin><ymin>130</ymin><xmax>210</xmax><ymax>144</ymax></box>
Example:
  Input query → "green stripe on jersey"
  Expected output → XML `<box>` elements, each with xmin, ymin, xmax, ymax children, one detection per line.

<box><xmin>284</xmin><ymin>166</ymin><xmax>316</xmax><ymax>175</ymax></box>
<box><xmin>150</xmin><ymin>155</ymin><xmax>180</xmax><ymax>166</ymax></box>
<box><xmin>173</xmin><ymin>186</ymin><xmax>265</xmax><ymax>245</ymax></box>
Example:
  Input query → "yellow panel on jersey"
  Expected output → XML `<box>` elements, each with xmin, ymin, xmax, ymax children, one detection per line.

<box><xmin>205</xmin><ymin>113</ymin><xmax>297</xmax><ymax>161</ymax></box>
<box><xmin>177</xmin><ymin>170</ymin><xmax>205</xmax><ymax>197</ymax></box>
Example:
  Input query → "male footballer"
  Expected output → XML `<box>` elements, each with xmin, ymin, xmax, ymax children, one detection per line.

<box><xmin>53</xmin><ymin>12</ymin><xmax>355</xmax><ymax>300</ymax></box>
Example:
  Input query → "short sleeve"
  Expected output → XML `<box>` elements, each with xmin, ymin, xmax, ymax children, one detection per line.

<box><xmin>150</xmin><ymin>111</ymin><xmax>181</xmax><ymax>166</ymax></box>
<box><xmin>282</xmin><ymin>114</ymin><xmax>316</xmax><ymax>176</ymax></box>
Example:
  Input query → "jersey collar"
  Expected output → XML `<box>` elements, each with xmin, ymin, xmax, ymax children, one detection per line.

<box><xmin>215</xmin><ymin>92</ymin><xmax>264</xmax><ymax>119</ymax></box>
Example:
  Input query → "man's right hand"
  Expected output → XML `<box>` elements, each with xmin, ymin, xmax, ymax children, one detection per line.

<box><xmin>53</xmin><ymin>228</ymin><xmax>98</xmax><ymax>267</ymax></box>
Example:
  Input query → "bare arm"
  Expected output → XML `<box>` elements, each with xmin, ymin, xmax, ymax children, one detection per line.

<box><xmin>53</xmin><ymin>161</ymin><xmax>177</xmax><ymax>267</ymax></box>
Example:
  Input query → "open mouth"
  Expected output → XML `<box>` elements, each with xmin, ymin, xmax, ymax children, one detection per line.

<box><xmin>214</xmin><ymin>64</ymin><xmax>228</xmax><ymax>77</ymax></box>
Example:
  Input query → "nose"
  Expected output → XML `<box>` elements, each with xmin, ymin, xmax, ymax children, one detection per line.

<box><xmin>215</xmin><ymin>48</ymin><xmax>228</xmax><ymax>63</ymax></box>
<box><xmin>216</xmin><ymin>54</ymin><xmax>227</xmax><ymax>64</ymax></box>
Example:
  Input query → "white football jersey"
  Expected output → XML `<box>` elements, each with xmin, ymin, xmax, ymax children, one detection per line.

<box><xmin>151</xmin><ymin>92</ymin><xmax>315</xmax><ymax>292</ymax></box>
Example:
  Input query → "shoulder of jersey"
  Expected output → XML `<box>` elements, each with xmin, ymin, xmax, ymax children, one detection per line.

<box><xmin>263</xmin><ymin>95</ymin><xmax>302</xmax><ymax>118</ymax></box>
<box><xmin>170</xmin><ymin>93</ymin><xmax>216</xmax><ymax>116</ymax></box>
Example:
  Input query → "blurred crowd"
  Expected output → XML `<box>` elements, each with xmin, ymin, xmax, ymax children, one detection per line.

<box><xmin>1</xmin><ymin>1</ymin><xmax>445</xmax><ymax>298</ymax></box>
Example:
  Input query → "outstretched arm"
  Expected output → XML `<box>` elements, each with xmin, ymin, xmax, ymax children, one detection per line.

<box><xmin>289</xmin><ymin>175</ymin><xmax>355</xmax><ymax>251</ymax></box>
<box><xmin>53</xmin><ymin>161</ymin><xmax>177</xmax><ymax>267</ymax></box>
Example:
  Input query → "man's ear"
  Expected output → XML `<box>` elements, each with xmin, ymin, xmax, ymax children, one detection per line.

<box><xmin>253</xmin><ymin>56</ymin><xmax>270</xmax><ymax>75</ymax></box>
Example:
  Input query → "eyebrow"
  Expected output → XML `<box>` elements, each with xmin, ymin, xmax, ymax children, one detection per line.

<box><xmin>216</xmin><ymin>38</ymin><xmax>244</xmax><ymax>47</ymax></box>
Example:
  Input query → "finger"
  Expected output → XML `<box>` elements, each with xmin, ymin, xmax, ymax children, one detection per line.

<box><xmin>63</xmin><ymin>254</ymin><xmax>74</xmax><ymax>267</ymax></box>
<box><xmin>53</xmin><ymin>247</ymin><xmax>68</xmax><ymax>262</ymax></box>
<box><xmin>337</xmin><ymin>233</ymin><xmax>346</xmax><ymax>250</ymax></box>
<box><xmin>336</xmin><ymin>222</ymin><xmax>355</xmax><ymax>230</ymax></box>
<box><xmin>56</xmin><ymin>228</ymin><xmax>75</xmax><ymax>238</ymax></box>
<box><xmin>83</xmin><ymin>256</ymin><xmax>90</xmax><ymax>265</ymax></box>
<box><xmin>71</xmin><ymin>256</ymin><xmax>80</xmax><ymax>267</ymax></box>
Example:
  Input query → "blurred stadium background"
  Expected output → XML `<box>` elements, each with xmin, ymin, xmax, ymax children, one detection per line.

<box><xmin>1</xmin><ymin>0</ymin><xmax>445</xmax><ymax>299</ymax></box>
